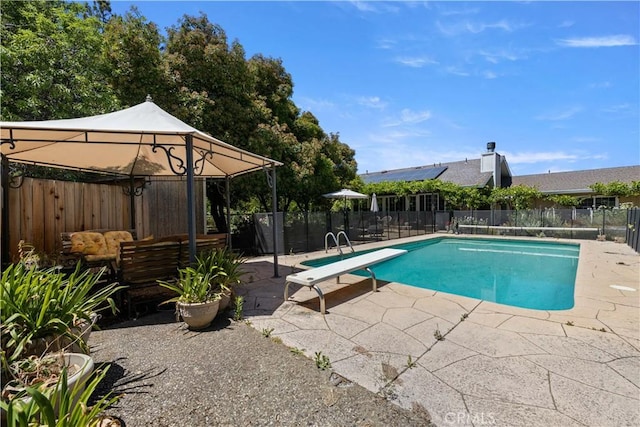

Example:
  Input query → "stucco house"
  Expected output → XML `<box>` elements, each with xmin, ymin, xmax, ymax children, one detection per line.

<box><xmin>359</xmin><ymin>142</ymin><xmax>639</xmax><ymax>210</ymax></box>
<box><xmin>512</xmin><ymin>166</ymin><xmax>640</xmax><ymax>208</ymax></box>
<box><xmin>360</xmin><ymin>142</ymin><xmax>512</xmax><ymax>211</ymax></box>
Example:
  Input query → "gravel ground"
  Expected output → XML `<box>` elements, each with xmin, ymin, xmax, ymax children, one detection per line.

<box><xmin>90</xmin><ymin>310</ymin><xmax>434</xmax><ymax>426</ymax></box>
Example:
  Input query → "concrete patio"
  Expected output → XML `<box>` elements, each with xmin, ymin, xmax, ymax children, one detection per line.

<box><xmin>236</xmin><ymin>235</ymin><xmax>640</xmax><ymax>427</ymax></box>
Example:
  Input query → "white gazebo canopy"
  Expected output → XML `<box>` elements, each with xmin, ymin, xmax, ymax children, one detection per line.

<box><xmin>1</xmin><ymin>98</ymin><xmax>283</xmax><ymax>273</ymax></box>
<box><xmin>0</xmin><ymin>97</ymin><xmax>281</xmax><ymax>178</ymax></box>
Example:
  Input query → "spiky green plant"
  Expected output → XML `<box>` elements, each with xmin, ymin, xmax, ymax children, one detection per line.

<box><xmin>194</xmin><ymin>247</ymin><xmax>247</xmax><ymax>293</ymax></box>
<box><xmin>158</xmin><ymin>267</ymin><xmax>221</xmax><ymax>304</ymax></box>
<box><xmin>1</xmin><ymin>365</ymin><xmax>120</xmax><ymax>427</ymax></box>
<box><xmin>0</xmin><ymin>264</ymin><xmax>124</xmax><ymax>363</ymax></box>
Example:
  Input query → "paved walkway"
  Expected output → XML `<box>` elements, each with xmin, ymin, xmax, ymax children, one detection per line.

<box><xmin>236</xmin><ymin>235</ymin><xmax>639</xmax><ymax>427</ymax></box>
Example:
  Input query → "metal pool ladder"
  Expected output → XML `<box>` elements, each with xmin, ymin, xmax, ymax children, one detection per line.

<box><xmin>325</xmin><ymin>231</ymin><xmax>355</xmax><ymax>255</ymax></box>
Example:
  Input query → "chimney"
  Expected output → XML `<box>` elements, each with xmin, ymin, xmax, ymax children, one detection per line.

<box><xmin>481</xmin><ymin>141</ymin><xmax>501</xmax><ymax>188</ymax></box>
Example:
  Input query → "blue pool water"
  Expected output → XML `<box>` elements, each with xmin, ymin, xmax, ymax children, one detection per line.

<box><xmin>303</xmin><ymin>237</ymin><xmax>579</xmax><ymax>310</ymax></box>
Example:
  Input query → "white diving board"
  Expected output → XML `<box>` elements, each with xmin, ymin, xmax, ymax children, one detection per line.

<box><xmin>284</xmin><ymin>248</ymin><xmax>407</xmax><ymax>314</ymax></box>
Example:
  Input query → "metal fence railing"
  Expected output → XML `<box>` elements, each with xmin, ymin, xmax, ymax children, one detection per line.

<box><xmin>627</xmin><ymin>208</ymin><xmax>640</xmax><ymax>253</ymax></box>
<box><xmin>451</xmin><ymin>208</ymin><xmax>630</xmax><ymax>241</ymax></box>
<box><xmin>227</xmin><ymin>208</ymin><xmax>637</xmax><ymax>255</ymax></box>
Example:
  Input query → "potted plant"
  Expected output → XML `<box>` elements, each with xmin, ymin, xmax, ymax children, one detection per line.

<box><xmin>158</xmin><ymin>267</ymin><xmax>221</xmax><ymax>330</ymax></box>
<box><xmin>1</xmin><ymin>352</ymin><xmax>94</xmax><ymax>409</ymax></box>
<box><xmin>1</xmin><ymin>359</ymin><xmax>120</xmax><ymax>426</ymax></box>
<box><xmin>0</xmin><ymin>263</ymin><xmax>124</xmax><ymax>363</ymax></box>
<box><xmin>193</xmin><ymin>248</ymin><xmax>246</xmax><ymax>312</ymax></box>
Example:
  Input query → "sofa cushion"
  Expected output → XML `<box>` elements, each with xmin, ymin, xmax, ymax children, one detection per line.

<box><xmin>70</xmin><ymin>232</ymin><xmax>109</xmax><ymax>257</ymax></box>
<box><xmin>104</xmin><ymin>230</ymin><xmax>134</xmax><ymax>266</ymax></box>
<box><xmin>104</xmin><ymin>230</ymin><xmax>134</xmax><ymax>255</ymax></box>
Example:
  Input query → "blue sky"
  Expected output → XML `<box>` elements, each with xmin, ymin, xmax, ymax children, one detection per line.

<box><xmin>110</xmin><ymin>1</ymin><xmax>639</xmax><ymax>177</ymax></box>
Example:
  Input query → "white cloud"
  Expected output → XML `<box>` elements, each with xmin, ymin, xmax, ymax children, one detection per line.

<box><xmin>438</xmin><ymin>6</ymin><xmax>480</xmax><ymax>16</ymax></box>
<box><xmin>444</xmin><ymin>66</ymin><xmax>470</xmax><ymax>77</ymax></box>
<box><xmin>348</xmin><ymin>1</ymin><xmax>400</xmax><ymax>14</ymax></box>
<box><xmin>535</xmin><ymin>106</ymin><xmax>583</xmax><ymax>121</ymax></box>
<box><xmin>400</xmin><ymin>109</ymin><xmax>432</xmax><ymax>124</ymax></box>
<box><xmin>601</xmin><ymin>103</ymin><xmax>631</xmax><ymax>114</ymax></box>
<box><xmin>571</xmin><ymin>136</ymin><xmax>601</xmax><ymax>143</ymax></box>
<box><xmin>297</xmin><ymin>96</ymin><xmax>335</xmax><ymax>112</ymax></box>
<box><xmin>557</xmin><ymin>35</ymin><xmax>637</xmax><ymax>48</ymax></box>
<box><xmin>381</xmin><ymin>109</ymin><xmax>432</xmax><ymax>127</ymax></box>
<box><xmin>589</xmin><ymin>81</ymin><xmax>611</xmax><ymax>89</ymax></box>
<box><xmin>437</xmin><ymin>19</ymin><xmax>526</xmax><ymax>36</ymax></box>
<box><xmin>394</xmin><ymin>56</ymin><xmax>438</xmax><ymax>68</ymax></box>
<box><xmin>356</xmin><ymin>96</ymin><xmax>387</xmax><ymax>110</ymax></box>
<box><xmin>558</xmin><ymin>20</ymin><xmax>574</xmax><ymax>28</ymax></box>
<box><xmin>366</xmin><ymin>128</ymin><xmax>432</xmax><ymax>144</ymax></box>
<box><xmin>478</xmin><ymin>49</ymin><xmax>524</xmax><ymax>64</ymax></box>
<box><xmin>483</xmin><ymin>70</ymin><xmax>498</xmax><ymax>79</ymax></box>
<box><xmin>376</xmin><ymin>38</ymin><xmax>396</xmax><ymax>50</ymax></box>
<box><xmin>503</xmin><ymin>150</ymin><xmax>605</xmax><ymax>164</ymax></box>
<box><xmin>349</xmin><ymin>1</ymin><xmax>377</xmax><ymax>13</ymax></box>
<box><xmin>358</xmin><ymin>145</ymin><xmax>479</xmax><ymax>172</ymax></box>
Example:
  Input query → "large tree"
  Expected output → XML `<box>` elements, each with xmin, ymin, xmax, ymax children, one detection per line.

<box><xmin>101</xmin><ymin>7</ymin><xmax>168</xmax><ymax>107</ymax></box>
<box><xmin>1</xmin><ymin>0</ymin><xmax>118</xmax><ymax>120</ymax></box>
<box><xmin>2</xmin><ymin>4</ymin><xmax>361</xmax><ymax>228</ymax></box>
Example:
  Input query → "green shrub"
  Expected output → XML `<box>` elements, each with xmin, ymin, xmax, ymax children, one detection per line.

<box><xmin>0</xmin><ymin>264</ymin><xmax>124</xmax><ymax>363</ymax></box>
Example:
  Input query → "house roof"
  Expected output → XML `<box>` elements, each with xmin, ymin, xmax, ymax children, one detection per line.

<box><xmin>361</xmin><ymin>158</ymin><xmax>494</xmax><ymax>188</ymax></box>
<box><xmin>511</xmin><ymin>165</ymin><xmax>640</xmax><ymax>194</ymax></box>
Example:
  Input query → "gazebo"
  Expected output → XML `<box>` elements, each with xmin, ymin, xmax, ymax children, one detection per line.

<box><xmin>1</xmin><ymin>97</ymin><xmax>283</xmax><ymax>275</ymax></box>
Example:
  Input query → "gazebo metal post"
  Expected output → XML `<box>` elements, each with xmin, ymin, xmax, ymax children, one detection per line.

<box><xmin>1</xmin><ymin>154</ymin><xmax>9</xmax><ymax>266</ymax></box>
<box><xmin>129</xmin><ymin>176</ymin><xmax>136</xmax><ymax>229</ymax></box>
<box><xmin>225</xmin><ymin>176</ymin><xmax>231</xmax><ymax>250</ymax></box>
<box><xmin>186</xmin><ymin>134</ymin><xmax>197</xmax><ymax>265</ymax></box>
<box><xmin>271</xmin><ymin>164</ymin><xmax>279</xmax><ymax>277</ymax></box>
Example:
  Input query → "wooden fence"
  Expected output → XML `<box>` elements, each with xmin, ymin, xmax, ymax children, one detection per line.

<box><xmin>2</xmin><ymin>177</ymin><xmax>205</xmax><ymax>263</ymax></box>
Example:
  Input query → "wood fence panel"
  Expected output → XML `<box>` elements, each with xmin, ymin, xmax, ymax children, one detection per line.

<box><xmin>45</xmin><ymin>180</ymin><xmax>61</xmax><ymax>256</ymax></box>
<box><xmin>101</xmin><ymin>184</ymin><xmax>113</xmax><ymax>229</ymax></box>
<box><xmin>29</xmin><ymin>179</ymin><xmax>43</xmax><ymax>253</ymax></box>
<box><xmin>91</xmin><ymin>183</ymin><xmax>102</xmax><ymax>229</ymax></box>
<box><xmin>82</xmin><ymin>183</ymin><xmax>92</xmax><ymax>231</ymax></box>
<box><xmin>7</xmin><ymin>180</ymin><xmax>22</xmax><ymax>261</ymax></box>
<box><xmin>6</xmin><ymin>177</ymin><xmax>205</xmax><ymax>261</ymax></box>
<box><xmin>63</xmin><ymin>181</ymin><xmax>76</xmax><ymax>234</ymax></box>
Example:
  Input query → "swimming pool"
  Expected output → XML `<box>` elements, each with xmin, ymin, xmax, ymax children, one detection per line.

<box><xmin>303</xmin><ymin>237</ymin><xmax>579</xmax><ymax>310</ymax></box>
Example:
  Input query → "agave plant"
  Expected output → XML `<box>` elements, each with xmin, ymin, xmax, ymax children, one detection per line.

<box><xmin>0</xmin><ymin>264</ymin><xmax>125</xmax><ymax>363</ymax></box>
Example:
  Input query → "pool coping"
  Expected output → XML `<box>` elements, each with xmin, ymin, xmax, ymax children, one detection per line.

<box><xmin>238</xmin><ymin>234</ymin><xmax>640</xmax><ymax>426</ymax></box>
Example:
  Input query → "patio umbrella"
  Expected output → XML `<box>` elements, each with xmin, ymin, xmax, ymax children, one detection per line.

<box><xmin>323</xmin><ymin>189</ymin><xmax>368</xmax><ymax>209</ymax></box>
<box><xmin>0</xmin><ymin>97</ymin><xmax>283</xmax><ymax>272</ymax></box>
<box><xmin>370</xmin><ymin>193</ymin><xmax>379</xmax><ymax>212</ymax></box>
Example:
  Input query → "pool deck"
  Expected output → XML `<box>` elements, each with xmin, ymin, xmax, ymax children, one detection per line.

<box><xmin>237</xmin><ymin>235</ymin><xmax>640</xmax><ymax>427</ymax></box>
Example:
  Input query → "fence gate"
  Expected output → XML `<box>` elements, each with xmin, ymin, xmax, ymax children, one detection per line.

<box><xmin>627</xmin><ymin>208</ymin><xmax>640</xmax><ymax>253</ymax></box>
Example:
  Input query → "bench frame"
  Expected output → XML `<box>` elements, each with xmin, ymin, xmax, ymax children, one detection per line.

<box><xmin>284</xmin><ymin>248</ymin><xmax>407</xmax><ymax>314</ymax></box>
<box><xmin>118</xmin><ymin>233</ymin><xmax>228</xmax><ymax>318</ymax></box>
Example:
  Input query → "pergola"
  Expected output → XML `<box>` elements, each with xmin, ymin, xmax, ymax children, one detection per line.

<box><xmin>1</xmin><ymin>97</ymin><xmax>283</xmax><ymax>275</ymax></box>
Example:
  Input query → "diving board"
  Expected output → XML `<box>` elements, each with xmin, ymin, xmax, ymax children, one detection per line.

<box><xmin>284</xmin><ymin>248</ymin><xmax>407</xmax><ymax>314</ymax></box>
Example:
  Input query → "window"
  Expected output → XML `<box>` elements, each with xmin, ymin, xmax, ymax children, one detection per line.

<box><xmin>580</xmin><ymin>196</ymin><xmax>617</xmax><ymax>209</ymax></box>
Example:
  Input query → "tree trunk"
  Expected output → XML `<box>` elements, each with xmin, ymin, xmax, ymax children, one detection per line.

<box><xmin>206</xmin><ymin>181</ymin><xmax>228</xmax><ymax>233</ymax></box>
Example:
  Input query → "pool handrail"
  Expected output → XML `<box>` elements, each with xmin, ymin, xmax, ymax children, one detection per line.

<box><xmin>324</xmin><ymin>231</ymin><xmax>354</xmax><ymax>255</ymax></box>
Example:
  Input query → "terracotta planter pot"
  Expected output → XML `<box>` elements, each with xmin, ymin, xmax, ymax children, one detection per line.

<box><xmin>177</xmin><ymin>300</ymin><xmax>220</xmax><ymax>330</ymax></box>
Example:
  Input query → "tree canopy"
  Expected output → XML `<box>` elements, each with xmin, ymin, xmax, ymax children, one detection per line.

<box><xmin>1</xmin><ymin>1</ymin><xmax>359</xmax><ymax>231</ymax></box>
